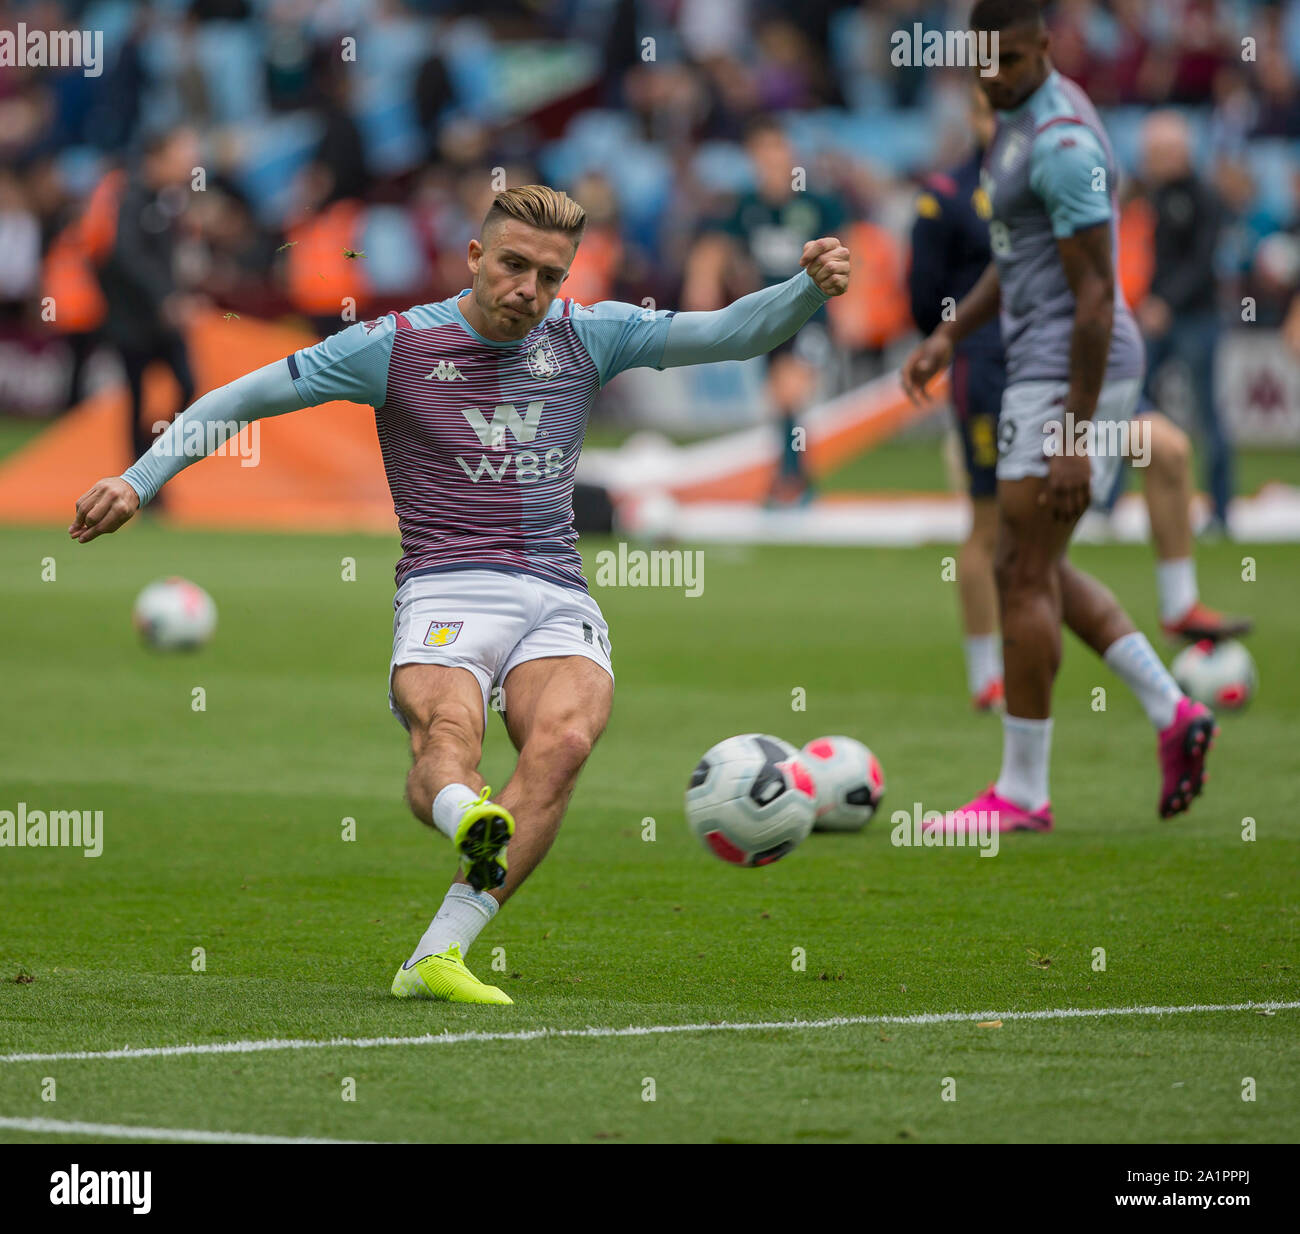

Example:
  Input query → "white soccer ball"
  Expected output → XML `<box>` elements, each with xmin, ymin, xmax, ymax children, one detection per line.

<box><xmin>132</xmin><ymin>577</ymin><xmax>217</xmax><ymax>651</ymax></box>
<box><xmin>800</xmin><ymin>735</ymin><xmax>886</xmax><ymax>832</ymax></box>
<box><xmin>1171</xmin><ymin>639</ymin><xmax>1257</xmax><ymax>711</ymax></box>
<box><xmin>620</xmin><ymin>490</ymin><xmax>678</xmax><ymax>544</ymax></box>
<box><xmin>685</xmin><ymin>733</ymin><xmax>817</xmax><ymax>866</ymax></box>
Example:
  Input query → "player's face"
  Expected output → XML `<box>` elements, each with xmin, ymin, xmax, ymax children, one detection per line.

<box><xmin>749</xmin><ymin>130</ymin><xmax>795</xmax><ymax>199</ymax></box>
<box><xmin>978</xmin><ymin>22</ymin><xmax>1050</xmax><ymax>112</ymax></box>
<box><xmin>467</xmin><ymin>220</ymin><xmax>576</xmax><ymax>341</ymax></box>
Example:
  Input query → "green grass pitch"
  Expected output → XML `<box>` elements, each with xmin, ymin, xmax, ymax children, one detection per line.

<box><xmin>0</xmin><ymin>521</ymin><xmax>1296</xmax><ymax>1143</ymax></box>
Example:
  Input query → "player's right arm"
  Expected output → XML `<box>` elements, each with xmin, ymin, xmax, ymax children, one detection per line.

<box><xmin>70</xmin><ymin>315</ymin><xmax>397</xmax><ymax>543</ymax></box>
<box><xmin>900</xmin><ymin>262</ymin><xmax>1000</xmax><ymax>404</ymax></box>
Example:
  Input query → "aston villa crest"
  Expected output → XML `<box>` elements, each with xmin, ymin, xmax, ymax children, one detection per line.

<box><xmin>527</xmin><ymin>336</ymin><xmax>561</xmax><ymax>381</ymax></box>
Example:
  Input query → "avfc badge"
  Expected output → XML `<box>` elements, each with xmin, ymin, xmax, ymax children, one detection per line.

<box><xmin>423</xmin><ymin>620</ymin><xmax>463</xmax><ymax>647</ymax></box>
<box><xmin>527</xmin><ymin>336</ymin><xmax>561</xmax><ymax>381</ymax></box>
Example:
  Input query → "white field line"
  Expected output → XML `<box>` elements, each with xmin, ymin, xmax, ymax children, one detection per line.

<box><xmin>0</xmin><ymin>1116</ymin><xmax>366</xmax><ymax>1144</ymax></box>
<box><xmin>1</xmin><ymin>1001</ymin><xmax>1294</xmax><ymax>1066</ymax></box>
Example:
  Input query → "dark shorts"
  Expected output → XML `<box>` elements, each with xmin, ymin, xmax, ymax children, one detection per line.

<box><xmin>950</xmin><ymin>349</ymin><xmax>1004</xmax><ymax>499</ymax></box>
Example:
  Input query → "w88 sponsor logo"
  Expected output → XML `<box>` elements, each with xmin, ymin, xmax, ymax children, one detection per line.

<box><xmin>455</xmin><ymin>399</ymin><xmax>565</xmax><ymax>483</ymax></box>
<box><xmin>456</xmin><ymin>448</ymin><xmax>566</xmax><ymax>483</ymax></box>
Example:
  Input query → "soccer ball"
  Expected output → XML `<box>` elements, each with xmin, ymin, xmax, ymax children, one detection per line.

<box><xmin>132</xmin><ymin>577</ymin><xmax>218</xmax><ymax>651</ymax></box>
<box><xmin>1171</xmin><ymin>639</ymin><xmax>1257</xmax><ymax>711</ymax></box>
<box><xmin>800</xmin><ymin>736</ymin><xmax>886</xmax><ymax>832</ymax></box>
<box><xmin>685</xmin><ymin>733</ymin><xmax>816</xmax><ymax>866</ymax></box>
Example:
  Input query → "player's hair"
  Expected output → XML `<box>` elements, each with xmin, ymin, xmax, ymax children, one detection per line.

<box><xmin>743</xmin><ymin>113</ymin><xmax>785</xmax><ymax>143</ymax></box>
<box><xmin>969</xmin><ymin>0</ymin><xmax>1046</xmax><ymax>33</ymax></box>
<box><xmin>483</xmin><ymin>185</ymin><xmax>586</xmax><ymax>245</ymax></box>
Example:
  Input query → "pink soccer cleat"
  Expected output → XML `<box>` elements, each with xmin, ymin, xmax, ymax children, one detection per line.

<box><xmin>972</xmin><ymin>678</ymin><xmax>1005</xmax><ymax>713</ymax></box>
<box><xmin>924</xmin><ymin>784</ymin><xmax>1053</xmax><ymax>835</ymax></box>
<box><xmin>1158</xmin><ymin>697</ymin><xmax>1217</xmax><ymax>819</ymax></box>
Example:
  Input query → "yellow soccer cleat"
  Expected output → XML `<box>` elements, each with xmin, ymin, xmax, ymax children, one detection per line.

<box><xmin>453</xmin><ymin>786</ymin><xmax>515</xmax><ymax>892</ymax></box>
<box><xmin>390</xmin><ymin>943</ymin><xmax>513</xmax><ymax>1004</ymax></box>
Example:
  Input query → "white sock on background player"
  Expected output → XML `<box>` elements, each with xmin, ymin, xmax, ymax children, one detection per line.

<box><xmin>994</xmin><ymin>714</ymin><xmax>1052</xmax><ymax>811</ymax></box>
<box><xmin>964</xmin><ymin>634</ymin><xmax>1003</xmax><ymax>695</ymax></box>
<box><xmin>1156</xmin><ymin>558</ymin><xmax>1198</xmax><ymax>625</ymax></box>
<box><xmin>410</xmin><ymin>883</ymin><xmax>498</xmax><ymax>963</ymax></box>
<box><xmin>432</xmin><ymin>782</ymin><xmax>481</xmax><ymax>840</ymax></box>
<box><xmin>1103</xmin><ymin>631</ymin><xmax>1183</xmax><ymax>729</ymax></box>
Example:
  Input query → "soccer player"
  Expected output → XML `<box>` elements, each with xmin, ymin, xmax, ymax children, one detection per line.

<box><xmin>909</xmin><ymin>86</ymin><xmax>1251</xmax><ymax>712</ymax></box>
<box><xmin>901</xmin><ymin>0</ymin><xmax>1215</xmax><ymax>832</ymax></box>
<box><xmin>683</xmin><ymin>115</ymin><xmax>846</xmax><ymax>505</ymax></box>
<box><xmin>69</xmin><ymin>185</ymin><xmax>850</xmax><ymax>1001</ymax></box>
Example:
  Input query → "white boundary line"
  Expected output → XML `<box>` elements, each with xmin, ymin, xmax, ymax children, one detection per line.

<box><xmin>1</xmin><ymin>1001</ymin><xmax>1294</xmax><ymax>1066</ymax></box>
<box><xmin>0</xmin><ymin>1116</ymin><xmax>365</xmax><ymax>1144</ymax></box>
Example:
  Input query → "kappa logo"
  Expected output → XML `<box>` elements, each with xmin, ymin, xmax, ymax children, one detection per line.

<box><xmin>527</xmin><ymin>337</ymin><xmax>561</xmax><ymax>380</ymax></box>
<box><xmin>423</xmin><ymin>620</ymin><xmax>463</xmax><ymax>647</ymax></box>
<box><xmin>999</xmin><ymin>133</ymin><xmax>1027</xmax><ymax>171</ymax></box>
<box><xmin>426</xmin><ymin>360</ymin><xmax>467</xmax><ymax>381</ymax></box>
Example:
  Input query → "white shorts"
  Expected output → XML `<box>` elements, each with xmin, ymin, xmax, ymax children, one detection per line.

<box><xmin>997</xmin><ymin>377</ymin><xmax>1142</xmax><ymax>504</ymax></box>
<box><xmin>387</xmin><ymin>568</ymin><xmax>614</xmax><ymax>730</ymax></box>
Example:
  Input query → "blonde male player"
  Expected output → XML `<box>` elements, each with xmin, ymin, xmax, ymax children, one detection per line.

<box><xmin>70</xmin><ymin>185</ymin><xmax>850</xmax><ymax>1004</ymax></box>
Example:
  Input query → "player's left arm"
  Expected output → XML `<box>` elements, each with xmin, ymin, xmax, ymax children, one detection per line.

<box><xmin>1057</xmin><ymin>221</ymin><xmax>1114</xmax><ymax>425</ymax></box>
<box><xmin>660</xmin><ymin>238</ymin><xmax>848</xmax><ymax>367</ymax></box>
<box><xmin>572</xmin><ymin>239</ymin><xmax>848</xmax><ymax>384</ymax></box>
<box><xmin>1033</xmin><ymin>124</ymin><xmax>1117</xmax><ymax>520</ymax></box>
<box><xmin>1034</xmin><ymin>124</ymin><xmax>1117</xmax><ymax>425</ymax></box>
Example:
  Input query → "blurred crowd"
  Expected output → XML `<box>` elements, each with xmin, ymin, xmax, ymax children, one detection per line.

<box><xmin>2</xmin><ymin>0</ymin><xmax>1300</xmax><ymax>415</ymax></box>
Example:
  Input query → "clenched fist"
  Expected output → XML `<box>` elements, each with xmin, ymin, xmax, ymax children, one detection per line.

<box><xmin>69</xmin><ymin>477</ymin><xmax>140</xmax><ymax>543</ymax></box>
<box><xmin>800</xmin><ymin>237</ymin><xmax>850</xmax><ymax>297</ymax></box>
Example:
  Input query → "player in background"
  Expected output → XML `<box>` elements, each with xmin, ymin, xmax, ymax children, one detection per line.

<box><xmin>684</xmin><ymin>115</ymin><xmax>846</xmax><ymax>505</ymax></box>
<box><xmin>902</xmin><ymin>0</ymin><xmax>1215</xmax><ymax>832</ymax></box>
<box><xmin>909</xmin><ymin>87</ymin><xmax>1251</xmax><ymax>712</ymax></box>
<box><xmin>908</xmin><ymin>88</ymin><xmax>1007</xmax><ymax>713</ymax></box>
<box><xmin>71</xmin><ymin>185</ymin><xmax>850</xmax><ymax>1002</ymax></box>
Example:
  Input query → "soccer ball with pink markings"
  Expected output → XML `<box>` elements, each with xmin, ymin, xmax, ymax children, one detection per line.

<box><xmin>1171</xmin><ymin>639</ymin><xmax>1257</xmax><ymax>712</ymax></box>
<box><xmin>132</xmin><ymin>577</ymin><xmax>217</xmax><ymax>651</ymax></box>
<box><xmin>684</xmin><ymin>733</ymin><xmax>816</xmax><ymax>867</ymax></box>
<box><xmin>800</xmin><ymin>735</ymin><xmax>886</xmax><ymax>832</ymax></box>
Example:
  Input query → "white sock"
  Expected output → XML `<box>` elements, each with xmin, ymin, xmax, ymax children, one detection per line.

<box><xmin>1103</xmin><ymin>631</ymin><xmax>1183</xmax><ymax>729</ymax></box>
<box><xmin>431</xmin><ymin>782</ymin><xmax>480</xmax><ymax>841</ymax></box>
<box><xmin>1156</xmin><ymin>557</ymin><xmax>1198</xmax><ymax>624</ymax></box>
<box><xmin>408</xmin><ymin>883</ymin><xmax>498</xmax><ymax>963</ymax></box>
<box><xmin>964</xmin><ymin>634</ymin><xmax>1003</xmax><ymax>695</ymax></box>
<box><xmin>994</xmin><ymin>714</ymin><xmax>1053</xmax><ymax>812</ymax></box>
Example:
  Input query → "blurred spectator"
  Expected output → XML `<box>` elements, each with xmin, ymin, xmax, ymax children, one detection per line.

<box><xmin>1138</xmin><ymin>110</ymin><xmax>1234</xmax><ymax>531</ymax></box>
<box><xmin>283</xmin><ymin>160</ymin><xmax>370</xmax><ymax>336</ymax></box>
<box><xmin>0</xmin><ymin>169</ymin><xmax>42</xmax><ymax>316</ymax></box>
<box><xmin>684</xmin><ymin>114</ymin><xmax>848</xmax><ymax>503</ymax></box>
<box><xmin>97</xmin><ymin>127</ymin><xmax>203</xmax><ymax>471</ymax></box>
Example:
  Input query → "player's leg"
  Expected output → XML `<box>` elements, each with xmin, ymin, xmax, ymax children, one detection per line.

<box><xmin>1136</xmin><ymin>410</ymin><xmax>1252</xmax><ymax>640</ymax></box>
<box><xmin>389</xmin><ymin>662</ymin><xmax>516</xmax><ymax>1004</ymax></box>
<box><xmin>387</xmin><ymin>573</ymin><xmax>529</xmax><ymax>1003</ymax></box>
<box><xmin>929</xmin><ymin>472</ymin><xmax>1071</xmax><ymax>833</ymax></box>
<box><xmin>391</xmin><ymin>662</ymin><xmax>488</xmax><ymax>832</ymax></box>
<box><xmin>1056</xmin><ymin>558</ymin><xmax>1217</xmax><ymax>818</ymax></box>
<box><xmin>951</xmin><ymin>351</ymin><xmax>1004</xmax><ymax>710</ymax></box>
<box><xmin>959</xmin><ymin>496</ymin><xmax>1001</xmax><ymax>708</ymax></box>
<box><xmin>490</xmin><ymin>654</ymin><xmax>614</xmax><ymax>903</ymax></box>
<box><xmin>766</xmin><ymin>340</ymin><xmax>818</xmax><ymax>505</ymax></box>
